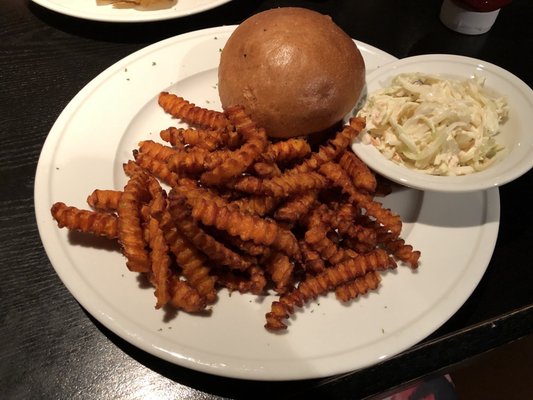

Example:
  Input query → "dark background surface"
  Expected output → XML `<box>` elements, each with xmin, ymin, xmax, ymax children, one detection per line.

<box><xmin>1</xmin><ymin>0</ymin><xmax>532</xmax><ymax>399</ymax></box>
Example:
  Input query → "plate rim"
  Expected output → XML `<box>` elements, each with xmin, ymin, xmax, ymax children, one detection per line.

<box><xmin>352</xmin><ymin>53</ymin><xmax>533</xmax><ymax>193</ymax></box>
<box><xmin>34</xmin><ymin>27</ymin><xmax>501</xmax><ymax>380</ymax></box>
<box><xmin>30</xmin><ymin>0</ymin><xmax>232</xmax><ymax>23</ymax></box>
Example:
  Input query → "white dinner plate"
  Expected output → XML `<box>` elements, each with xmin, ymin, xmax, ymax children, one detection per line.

<box><xmin>31</xmin><ymin>0</ymin><xmax>231</xmax><ymax>23</ymax></box>
<box><xmin>352</xmin><ymin>54</ymin><xmax>533</xmax><ymax>193</ymax></box>
<box><xmin>34</xmin><ymin>26</ymin><xmax>500</xmax><ymax>380</ymax></box>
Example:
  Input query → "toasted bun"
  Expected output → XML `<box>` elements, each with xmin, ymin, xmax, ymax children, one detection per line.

<box><xmin>218</xmin><ymin>7</ymin><xmax>365</xmax><ymax>138</ymax></box>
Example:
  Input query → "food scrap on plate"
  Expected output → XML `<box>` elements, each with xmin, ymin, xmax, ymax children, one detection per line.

<box><xmin>96</xmin><ymin>0</ymin><xmax>176</xmax><ymax>10</ymax></box>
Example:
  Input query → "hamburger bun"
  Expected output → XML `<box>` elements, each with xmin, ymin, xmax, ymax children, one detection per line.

<box><xmin>218</xmin><ymin>7</ymin><xmax>365</xmax><ymax>138</ymax></box>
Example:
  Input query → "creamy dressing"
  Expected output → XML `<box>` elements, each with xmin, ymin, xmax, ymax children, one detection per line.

<box><xmin>358</xmin><ymin>73</ymin><xmax>509</xmax><ymax>176</ymax></box>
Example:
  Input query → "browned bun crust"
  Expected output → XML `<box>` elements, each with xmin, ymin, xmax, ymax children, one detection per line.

<box><xmin>218</xmin><ymin>7</ymin><xmax>365</xmax><ymax>138</ymax></box>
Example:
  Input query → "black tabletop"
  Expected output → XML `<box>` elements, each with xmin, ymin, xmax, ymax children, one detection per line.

<box><xmin>1</xmin><ymin>1</ymin><xmax>532</xmax><ymax>399</ymax></box>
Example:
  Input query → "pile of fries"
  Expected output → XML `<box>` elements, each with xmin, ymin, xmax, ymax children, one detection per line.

<box><xmin>51</xmin><ymin>92</ymin><xmax>420</xmax><ymax>331</ymax></box>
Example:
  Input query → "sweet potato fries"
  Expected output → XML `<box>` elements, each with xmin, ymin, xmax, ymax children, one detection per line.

<box><xmin>51</xmin><ymin>92</ymin><xmax>420</xmax><ymax>331</ymax></box>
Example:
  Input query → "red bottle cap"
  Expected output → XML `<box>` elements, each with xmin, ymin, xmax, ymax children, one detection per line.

<box><xmin>459</xmin><ymin>0</ymin><xmax>512</xmax><ymax>12</ymax></box>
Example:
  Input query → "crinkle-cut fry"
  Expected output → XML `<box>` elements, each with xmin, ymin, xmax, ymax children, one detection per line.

<box><xmin>137</xmin><ymin>177</ymin><xmax>165</xmax><ymax>225</ymax></box>
<box><xmin>333</xmin><ymin>200</ymin><xmax>360</xmax><ymax>221</ymax></box>
<box><xmin>170</xmin><ymin>179</ymin><xmax>280</xmax><ymax>255</ymax></box>
<box><xmin>160</xmin><ymin>126</ymin><xmax>238</xmax><ymax>151</ymax></box>
<box><xmin>176</xmin><ymin>178</ymin><xmax>233</xmax><ymax>208</ymax></box>
<box><xmin>274</xmin><ymin>191</ymin><xmax>318</xmax><ymax>222</ymax></box>
<box><xmin>168</xmin><ymin>277</ymin><xmax>208</xmax><ymax>313</ymax></box>
<box><xmin>231</xmin><ymin>195</ymin><xmax>279</xmax><ymax>217</ymax></box>
<box><xmin>265</xmin><ymin>252</ymin><xmax>294</xmax><ymax>294</ymax></box>
<box><xmin>232</xmin><ymin>171</ymin><xmax>329</xmax><ymax>198</ymax></box>
<box><xmin>342</xmin><ymin>237</ymin><xmax>374</xmax><ymax>255</ymax></box>
<box><xmin>300</xmin><ymin>240</ymin><xmax>326</xmax><ymax>273</ymax></box>
<box><xmin>335</xmin><ymin>271</ymin><xmax>381</xmax><ymax>303</ymax></box>
<box><xmin>304</xmin><ymin>205</ymin><xmax>354</xmax><ymax>263</ymax></box>
<box><xmin>362</xmin><ymin>200</ymin><xmax>403</xmax><ymax>238</ymax></box>
<box><xmin>344</xmin><ymin>248</ymin><xmax>360</xmax><ymax>259</ymax></box>
<box><xmin>223</xmin><ymin>130</ymin><xmax>241</xmax><ymax>149</ymax></box>
<box><xmin>157</xmin><ymin>209</ymin><xmax>216</xmax><ymax>302</ymax></box>
<box><xmin>172</xmin><ymin>176</ymin><xmax>238</xmax><ymax>211</ymax></box>
<box><xmin>349</xmin><ymin>115</ymin><xmax>366</xmax><ymax>134</ymax></box>
<box><xmin>178</xmin><ymin>127</ymin><xmax>228</xmax><ymax>151</ymax></box>
<box><xmin>123</xmin><ymin>159</ymin><xmax>145</xmax><ymax>177</ymax></box>
<box><xmin>167</xmin><ymin>147</ymin><xmax>228</xmax><ymax>176</ymax></box>
<box><xmin>159</xmin><ymin>127</ymin><xmax>185</xmax><ymax>150</ymax></box>
<box><xmin>138</xmin><ymin>140</ymin><xmax>178</xmax><ymax>162</ymax></box>
<box><xmin>338</xmin><ymin>150</ymin><xmax>377</xmax><ymax>194</ymax></box>
<box><xmin>87</xmin><ymin>189</ymin><xmax>122</xmax><ymax>212</ymax></box>
<box><xmin>158</xmin><ymin>92</ymin><xmax>231</xmax><ymax>131</ymax></box>
<box><xmin>308</xmin><ymin>201</ymin><xmax>357</xmax><ymax>229</ymax></box>
<box><xmin>145</xmin><ymin>174</ymin><xmax>167</xmax><ymax>218</ymax></box>
<box><xmin>140</xmin><ymin>204</ymin><xmax>152</xmax><ymax>227</ymax></box>
<box><xmin>224</xmin><ymin>235</ymin><xmax>272</xmax><ymax>257</ymax></box>
<box><xmin>134</xmin><ymin>152</ymin><xmax>178</xmax><ymax>188</ymax></box>
<box><xmin>304</xmin><ymin>222</ymin><xmax>351</xmax><ymax>265</ymax></box>
<box><xmin>168</xmin><ymin>194</ymin><xmax>254</xmax><ymax>271</ymax></box>
<box><xmin>117</xmin><ymin>173</ymin><xmax>151</xmax><ymax>273</ymax></box>
<box><xmin>261</xmin><ymin>138</ymin><xmax>311</xmax><ymax>164</ymax></box>
<box><xmin>264</xmin><ymin>171</ymin><xmax>329</xmax><ymax>197</ymax></box>
<box><xmin>162</xmin><ymin>220</ymin><xmax>217</xmax><ymax>304</ymax></box>
<box><xmin>376</xmin><ymin>230</ymin><xmax>421</xmax><ymax>269</ymax></box>
<box><xmin>312</xmin><ymin>202</ymin><xmax>375</xmax><ymax>246</ymax></box>
<box><xmin>210</xmin><ymin>191</ymin><xmax>278</xmax><ymax>218</ymax></box>
<box><xmin>217</xmin><ymin>265</ymin><xmax>267</xmax><ymax>295</ymax></box>
<box><xmin>389</xmin><ymin>240</ymin><xmax>420</xmax><ymax>269</ymax></box>
<box><xmin>200</xmin><ymin>106</ymin><xmax>268</xmax><ymax>186</ymax></box>
<box><xmin>265</xmin><ymin>249</ymin><xmax>396</xmax><ymax>330</ymax></box>
<box><xmin>319</xmin><ymin>161</ymin><xmax>371</xmax><ymax>205</ymax></box>
<box><xmin>167</xmin><ymin>147</ymin><xmax>210</xmax><ymax>175</ymax></box>
<box><xmin>291</xmin><ymin>117</ymin><xmax>363</xmax><ymax>173</ymax></box>
<box><xmin>146</xmin><ymin>217</ymin><xmax>171</xmax><ymax>309</ymax></box>
<box><xmin>251</xmin><ymin>161</ymin><xmax>282</xmax><ymax>179</ymax></box>
<box><xmin>247</xmin><ymin>265</ymin><xmax>268</xmax><ymax>295</ymax></box>
<box><xmin>335</xmin><ymin>218</ymin><xmax>377</xmax><ymax>247</ymax></box>
<box><xmin>51</xmin><ymin>202</ymin><xmax>118</xmax><ymax>239</ymax></box>
<box><xmin>180</xmin><ymin>186</ymin><xmax>301</xmax><ymax>259</ymax></box>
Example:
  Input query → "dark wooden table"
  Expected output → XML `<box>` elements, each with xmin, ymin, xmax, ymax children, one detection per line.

<box><xmin>1</xmin><ymin>0</ymin><xmax>532</xmax><ymax>399</ymax></box>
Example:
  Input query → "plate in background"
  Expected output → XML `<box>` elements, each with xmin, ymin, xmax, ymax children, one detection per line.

<box><xmin>31</xmin><ymin>0</ymin><xmax>231</xmax><ymax>23</ymax></box>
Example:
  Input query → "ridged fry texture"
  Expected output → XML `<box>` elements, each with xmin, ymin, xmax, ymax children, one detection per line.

<box><xmin>50</xmin><ymin>93</ymin><xmax>420</xmax><ymax>331</ymax></box>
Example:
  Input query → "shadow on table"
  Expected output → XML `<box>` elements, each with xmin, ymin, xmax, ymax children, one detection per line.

<box><xmin>83</xmin><ymin>310</ymin><xmax>320</xmax><ymax>400</ymax></box>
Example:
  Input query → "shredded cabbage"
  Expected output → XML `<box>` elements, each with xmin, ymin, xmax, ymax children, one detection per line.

<box><xmin>357</xmin><ymin>73</ymin><xmax>509</xmax><ymax>176</ymax></box>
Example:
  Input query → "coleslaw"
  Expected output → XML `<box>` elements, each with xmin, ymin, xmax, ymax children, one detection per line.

<box><xmin>357</xmin><ymin>72</ymin><xmax>509</xmax><ymax>176</ymax></box>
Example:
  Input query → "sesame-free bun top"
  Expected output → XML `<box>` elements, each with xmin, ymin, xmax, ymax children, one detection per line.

<box><xmin>218</xmin><ymin>7</ymin><xmax>365</xmax><ymax>138</ymax></box>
